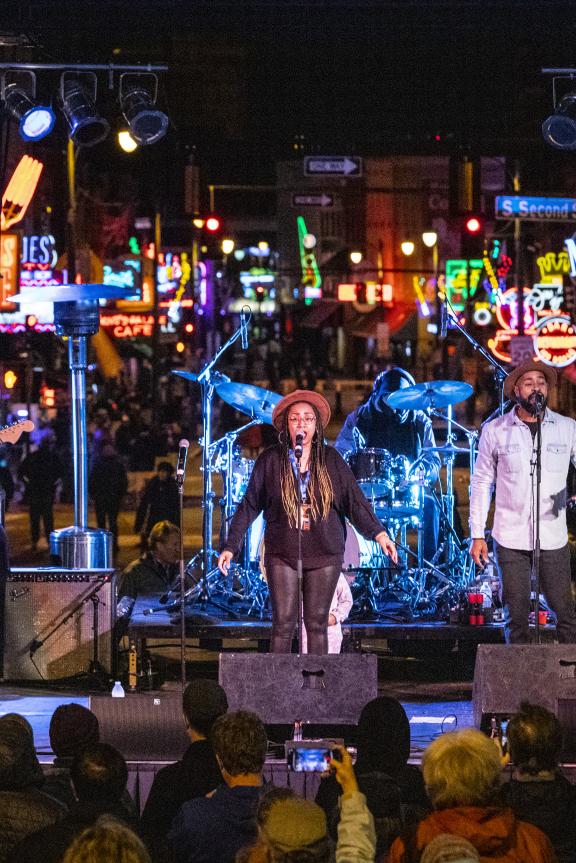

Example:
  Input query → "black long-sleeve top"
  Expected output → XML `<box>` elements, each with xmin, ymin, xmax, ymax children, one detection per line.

<box><xmin>222</xmin><ymin>445</ymin><xmax>386</xmax><ymax>569</ymax></box>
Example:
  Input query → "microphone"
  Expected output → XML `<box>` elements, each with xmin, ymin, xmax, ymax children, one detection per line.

<box><xmin>533</xmin><ymin>392</ymin><xmax>546</xmax><ymax>414</ymax></box>
<box><xmin>439</xmin><ymin>300</ymin><xmax>448</xmax><ymax>338</ymax></box>
<box><xmin>240</xmin><ymin>310</ymin><xmax>248</xmax><ymax>350</ymax></box>
<box><xmin>176</xmin><ymin>439</ymin><xmax>190</xmax><ymax>484</ymax></box>
<box><xmin>294</xmin><ymin>432</ymin><xmax>304</xmax><ymax>460</ymax></box>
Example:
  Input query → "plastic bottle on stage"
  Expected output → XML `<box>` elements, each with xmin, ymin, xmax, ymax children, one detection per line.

<box><xmin>111</xmin><ymin>680</ymin><xmax>126</xmax><ymax>698</ymax></box>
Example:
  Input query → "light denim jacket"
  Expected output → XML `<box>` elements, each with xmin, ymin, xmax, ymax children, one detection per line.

<box><xmin>470</xmin><ymin>407</ymin><xmax>576</xmax><ymax>550</ymax></box>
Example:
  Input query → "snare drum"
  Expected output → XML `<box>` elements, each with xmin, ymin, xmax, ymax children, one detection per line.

<box><xmin>345</xmin><ymin>448</ymin><xmax>393</xmax><ymax>498</ymax></box>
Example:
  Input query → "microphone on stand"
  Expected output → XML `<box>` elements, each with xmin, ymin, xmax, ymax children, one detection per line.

<box><xmin>533</xmin><ymin>392</ymin><xmax>546</xmax><ymax>415</ymax></box>
<box><xmin>240</xmin><ymin>310</ymin><xmax>249</xmax><ymax>350</ymax></box>
<box><xmin>176</xmin><ymin>439</ymin><xmax>190</xmax><ymax>485</ymax></box>
<box><xmin>294</xmin><ymin>432</ymin><xmax>304</xmax><ymax>460</ymax></box>
<box><xmin>439</xmin><ymin>299</ymin><xmax>448</xmax><ymax>338</ymax></box>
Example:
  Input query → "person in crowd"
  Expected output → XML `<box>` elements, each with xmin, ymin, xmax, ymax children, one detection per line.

<box><xmin>168</xmin><ymin>710</ymin><xmax>268</xmax><ymax>863</ymax></box>
<box><xmin>0</xmin><ymin>714</ymin><xmax>66</xmax><ymax>862</ymax></box>
<box><xmin>218</xmin><ymin>390</ymin><xmax>397</xmax><ymax>654</ymax></box>
<box><xmin>141</xmin><ymin>679</ymin><xmax>228</xmax><ymax>841</ymax></box>
<box><xmin>335</xmin><ymin>368</ymin><xmax>441</xmax><ymax>562</ymax></box>
<box><xmin>501</xmin><ymin>702</ymin><xmax>576</xmax><ymax>863</ymax></box>
<box><xmin>10</xmin><ymin>742</ymin><xmax>137</xmax><ymax>863</ymax></box>
<box><xmin>0</xmin><ymin>455</ymin><xmax>15</xmax><ymax>510</ymax></box>
<box><xmin>18</xmin><ymin>432</ymin><xmax>63</xmax><ymax>551</ymax></box>
<box><xmin>386</xmin><ymin>728</ymin><xmax>557</xmax><ymax>863</ymax></box>
<box><xmin>470</xmin><ymin>360</ymin><xmax>576</xmax><ymax>643</ymax></box>
<box><xmin>118</xmin><ymin>521</ymin><xmax>181</xmax><ymax>612</ymax></box>
<box><xmin>301</xmin><ymin>573</ymin><xmax>353</xmax><ymax>654</ymax></box>
<box><xmin>134</xmin><ymin>461</ymin><xmax>180</xmax><ymax>547</ymax></box>
<box><xmin>88</xmin><ymin>442</ymin><xmax>128</xmax><ymax>553</ymax></box>
<box><xmin>316</xmin><ymin>696</ymin><xmax>429</xmax><ymax>857</ymax></box>
<box><xmin>42</xmin><ymin>703</ymin><xmax>101</xmax><ymax>808</ymax></box>
<box><xmin>420</xmin><ymin>833</ymin><xmax>480</xmax><ymax>863</ymax></box>
<box><xmin>62</xmin><ymin>816</ymin><xmax>150</xmax><ymax>863</ymax></box>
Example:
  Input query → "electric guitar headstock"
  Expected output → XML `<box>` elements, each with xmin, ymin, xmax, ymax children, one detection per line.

<box><xmin>0</xmin><ymin>419</ymin><xmax>35</xmax><ymax>445</ymax></box>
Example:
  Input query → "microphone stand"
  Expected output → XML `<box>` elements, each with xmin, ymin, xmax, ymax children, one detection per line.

<box><xmin>177</xmin><ymin>467</ymin><xmax>186</xmax><ymax>691</ymax></box>
<box><xmin>533</xmin><ymin>406</ymin><xmax>543</xmax><ymax>643</ymax></box>
<box><xmin>296</xmin><ymin>447</ymin><xmax>304</xmax><ymax>654</ymax></box>
<box><xmin>442</xmin><ymin>293</ymin><xmax>509</xmax><ymax>416</ymax></box>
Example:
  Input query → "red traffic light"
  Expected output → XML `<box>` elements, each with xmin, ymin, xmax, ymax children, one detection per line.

<box><xmin>465</xmin><ymin>216</ymin><xmax>482</xmax><ymax>234</ymax></box>
<box><xmin>205</xmin><ymin>216</ymin><xmax>221</xmax><ymax>233</ymax></box>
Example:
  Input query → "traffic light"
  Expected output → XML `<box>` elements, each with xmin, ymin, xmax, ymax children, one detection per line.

<box><xmin>194</xmin><ymin>215</ymin><xmax>223</xmax><ymax>259</ymax></box>
<box><xmin>461</xmin><ymin>212</ymin><xmax>486</xmax><ymax>259</ymax></box>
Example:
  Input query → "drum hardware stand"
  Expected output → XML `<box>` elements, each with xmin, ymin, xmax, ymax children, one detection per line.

<box><xmin>173</xmin><ymin>317</ymin><xmax>251</xmax><ymax>615</ymax></box>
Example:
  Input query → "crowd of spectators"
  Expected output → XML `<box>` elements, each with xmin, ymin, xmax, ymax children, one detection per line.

<box><xmin>0</xmin><ymin>689</ymin><xmax>573</xmax><ymax>863</ymax></box>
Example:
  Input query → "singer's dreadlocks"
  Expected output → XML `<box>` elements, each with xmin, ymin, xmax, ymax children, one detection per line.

<box><xmin>279</xmin><ymin>405</ymin><xmax>333</xmax><ymax>528</ymax></box>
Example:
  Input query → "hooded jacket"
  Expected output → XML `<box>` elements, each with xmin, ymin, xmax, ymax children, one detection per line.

<box><xmin>0</xmin><ymin>719</ymin><xmax>65</xmax><ymax>863</ymax></box>
<box><xmin>386</xmin><ymin>806</ymin><xmax>557</xmax><ymax>863</ymax></box>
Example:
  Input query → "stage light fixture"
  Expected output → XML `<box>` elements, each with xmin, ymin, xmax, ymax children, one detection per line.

<box><xmin>2</xmin><ymin>71</ymin><xmax>55</xmax><ymax>141</ymax></box>
<box><xmin>542</xmin><ymin>91</ymin><xmax>576</xmax><ymax>149</ymax></box>
<box><xmin>60</xmin><ymin>72</ymin><xmax>110</xmax><ymax>147</ymax></box>
<box><xmin>119</xmin><ymin>73</ymin><xmax>168</xmax><ymax>145</ymax></box>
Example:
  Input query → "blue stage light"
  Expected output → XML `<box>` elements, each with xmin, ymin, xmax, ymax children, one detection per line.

<box><xmin>4</xmin><ymin>83</ymin><xmax>55</xmax><ymax>142</ymax></box>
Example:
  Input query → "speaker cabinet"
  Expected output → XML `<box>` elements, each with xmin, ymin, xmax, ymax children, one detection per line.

<box><xmin>219</xmin><ymin>653</ymin><xmax>378</xmax><ymax>725</ymax></box>
<box><xmin>89</xmin><ymin>692</ymin><xmax>188</xmax><ymax>761</ymax></box>
<box><xmin>2</xmin><ymin>568</ymin><xmax>115</xmax><ymax>681</ymax></box>
<box><xmin>472</xmin><ymin>644</ymin><xmax>576</xmax><ymax>727</ymax></box>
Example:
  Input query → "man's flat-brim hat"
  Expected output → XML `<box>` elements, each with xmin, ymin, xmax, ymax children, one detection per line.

<box><xmin>272</xmin><ymin>389</ymin><xmax>331</xmax><ymax>430</ymax></box>
<box><xmin>504</xmin><ymin>359</ymin><xmax>558</xmax><ymax>400</ymax></box>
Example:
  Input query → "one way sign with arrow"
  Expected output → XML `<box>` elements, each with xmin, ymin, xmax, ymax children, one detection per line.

<box><xmin>304</xmin><ymin>156</ymin><xmax>363</xmax><ymax>177</ymax></box>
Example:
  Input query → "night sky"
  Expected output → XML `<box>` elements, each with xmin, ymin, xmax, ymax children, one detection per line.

<box><xmin>4</xmin><ymin>0</ymin><xmax>576</xmax><ymax>185</ymax></box>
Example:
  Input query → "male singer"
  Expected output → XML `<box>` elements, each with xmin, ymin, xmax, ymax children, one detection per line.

<box><xmin>470</xmin><ymin>360</ymin><xmax>576</xmax><ymax>643</ymax></box>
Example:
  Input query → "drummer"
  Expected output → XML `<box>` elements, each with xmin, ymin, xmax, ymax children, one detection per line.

<box><xmin>334</xmin><ymin>368</ymin><xmax>440</xmax><ymax>561</ymax></box>
<box><xmin>217</xmin><ymin>389</ymin><xmax>397</xmax><ymax>654</ymax></box>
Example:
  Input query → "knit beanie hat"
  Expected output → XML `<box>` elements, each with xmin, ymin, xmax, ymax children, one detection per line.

<box><xmin>261</xmin><ymin>796</ymin><xmax>328</xmax><ymax>853</ymax></box>
<box><xmin>421</xmin><ymin>834</ymin><xmax>481</xmax><ymax>863</ymax></box>
<box><xmin>49</xmin><ymin>703</ymin><xmax>100</xmax><ymax>758</ymax></box>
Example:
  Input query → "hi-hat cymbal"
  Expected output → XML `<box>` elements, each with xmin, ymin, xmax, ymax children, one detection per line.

<box><xmin>427</xmin><ymin>443</ymin><xmax>470</xmax><ymax>456</ymax></box>
<box><xmin>216</xmin><ymin>381</ymin><xmax>282</xmax><ymax>425</ymax></box>
<box><xmin>9</xmin><ymin>284</ymin><xmax>136</xmax><ymax>303</ymax></box>
<box><xmin>386</xmin><ymin>380</ymin><xmax>473</xmax><ymax>411</ymax></box>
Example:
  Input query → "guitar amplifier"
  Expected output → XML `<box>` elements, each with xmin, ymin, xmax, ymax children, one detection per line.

<box><xmin>2</xmin><ymin>568</ymin><xmax>116</xmax><ymax>681</ymax></box>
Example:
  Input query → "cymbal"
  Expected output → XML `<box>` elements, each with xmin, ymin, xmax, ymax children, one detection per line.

<box><xmin>216</xmin><ymin>381</ymin><xmax>282</xmax><ymax>425</ymax></box>
<box><xmin>386</xmin><ymin>380</ymin><xmax>473</xmax><ymax>411</ymax></box>
<box><xmin>10</xmin><ymin>284</ymin><xmax>136</xmax><ymax>303</ymax></box>
<box><xmin>427</xmin><ymin>443</ymin><xmax>470</xmax><ymax>456</ymax></box>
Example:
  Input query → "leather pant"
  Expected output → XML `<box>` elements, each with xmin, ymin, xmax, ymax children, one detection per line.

<box><xmin>266</xmin><ymin>562</ymin><xmax>341</xmax><ymax>654</ymax></box>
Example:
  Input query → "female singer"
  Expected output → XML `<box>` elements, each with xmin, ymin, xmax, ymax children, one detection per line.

<box><xmin>218</xmin><ymin>389</ymin><xmax>397</xmax><ymax>654</ymax></box>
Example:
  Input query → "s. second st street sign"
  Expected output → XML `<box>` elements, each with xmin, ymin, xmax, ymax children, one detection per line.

<box><xmin>292</xmin><ymin>193</ymin><xmax>334</xmax><ymax>207</ymax></box>
<box><xmin>304</xmin><ymin>156</ymin><xmax>363</xmax><ymax>177</ymax></box>
<box><xmin>495</xmin><ymin>195</ymin><xmax>576</xmax><ymax>221</ymax></box>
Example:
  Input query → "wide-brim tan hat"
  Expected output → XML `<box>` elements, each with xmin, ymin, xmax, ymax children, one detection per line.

<box><xmin>504</xmin><ymin>359</ymin><xmax>558</xmax><ymax>400</ymax></box>
<box><xmin>272</xmin><ymin>389</ymin><xmax>331</xmax><ymax>430</ymax></box>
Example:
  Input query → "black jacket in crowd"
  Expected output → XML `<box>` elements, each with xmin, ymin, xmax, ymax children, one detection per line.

<box><xmin>500</xmin><ymin>773</ymin><xmax>576</xmax><ymax>863</ymax></box>
<box><xmin>134</xmin><ymin>475</ymin><xmax>180</xmax><ymax>536</ymax></box>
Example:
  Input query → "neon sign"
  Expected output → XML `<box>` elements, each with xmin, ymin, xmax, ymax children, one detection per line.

<box><xmin>534</xmin><ymin>316</ymin><xmax>576</xmax><ymax>368</ymax></box>
<box><xmin>100</xmin><ymin>312</ymin><xmax>176</xmax><ymax>339</ymax></box>
<box><xmin>0</xmin><ymin>235</ymin><xmax>19</xmax><ymax>310</ymax></box>
<box><xmin>444</xmin><ymin>259</ymin><xmax>484</xmax><ymax>311</ymax></box>
<box><xmin>297</xmin><ymin>216</ymin><xmax>322</xmax><ymax>301</ymax></box>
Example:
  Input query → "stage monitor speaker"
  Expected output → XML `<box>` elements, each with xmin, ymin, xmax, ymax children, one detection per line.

<box><xmin>2</xmin><ymin>568</ymin><xmax>115</xmax><ymax>681</ymax></box>
<box><xmin>90</xmin><ymin>692</ymin><xmax>189</xmax><ymax>761</ymax></box>
<box><xmin>472</xmin><ymin>644</ymin><xmax>576</xmax><ymax>728</ymax></box>
<box><xmin>219</xmin><ymin>653</ymin><xmax>378</xmax><ymax>725</ymax></box>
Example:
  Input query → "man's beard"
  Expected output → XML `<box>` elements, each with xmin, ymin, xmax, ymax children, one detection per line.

<box><xmin>517</xmin><ymin>391</ymin><xmax>547</xmax><ymax>416</ymax></box>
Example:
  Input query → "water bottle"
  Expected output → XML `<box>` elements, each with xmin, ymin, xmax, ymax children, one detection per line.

<box><xmin>111</xmin><ymin>680</ymin><xmax>125</xmax><ymax>698</ymax></box>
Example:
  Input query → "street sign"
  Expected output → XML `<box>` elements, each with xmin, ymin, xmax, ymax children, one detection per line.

<box><xmin>292</xmin><ymin>193</ymin><xmax>334</xmax><ymax>207</ymax></box>
<box><xmin>304</xmin><ymin>156</ymin><xmax>362</xmax><ymax>177</ymax></box>
<box><xmin>495</xmin><ymin>195</ymin><xmax>576</xmax><ymax>221</ymax></box>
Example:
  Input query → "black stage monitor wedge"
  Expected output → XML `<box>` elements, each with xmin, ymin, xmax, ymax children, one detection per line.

<box><xmin>90</xmin><ymin>692</ymin><xmax>189</xmax><ymax>761</ymax></box>
<box><xmin>472</xmin><ymin>644</ymin><xmax>576</xmax><ymax>728</ymax></box>
<box><xmin>218</xmin><ymin>653</ymin><xmax>378</xmax><ymax>725</ymax></box>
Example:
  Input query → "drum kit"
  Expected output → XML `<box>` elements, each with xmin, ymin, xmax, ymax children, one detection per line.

<box><xmin>168</xmin><ymin>364</ymin><xmax>480</xmax><ymax>622</ymax></box>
